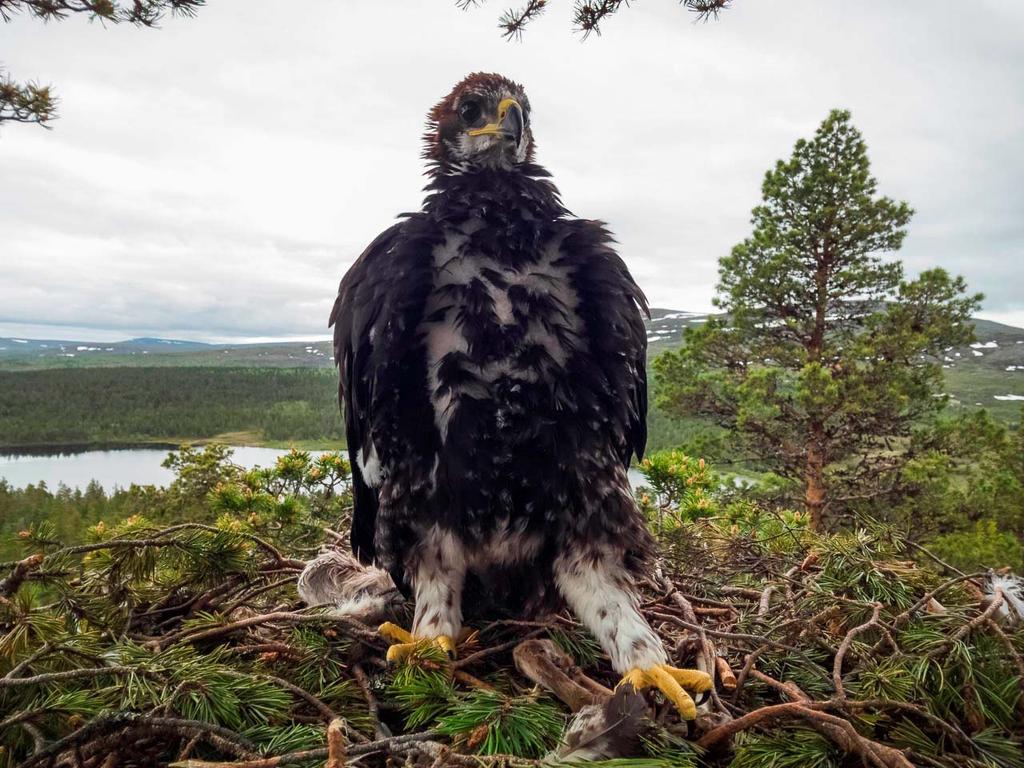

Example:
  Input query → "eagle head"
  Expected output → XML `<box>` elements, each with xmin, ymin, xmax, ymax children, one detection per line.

<box><xmin>424</xmin><ymin>72</ymin><xmax>534</xmax><ymax>175</ymax></box>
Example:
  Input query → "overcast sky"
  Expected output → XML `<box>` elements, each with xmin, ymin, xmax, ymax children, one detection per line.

<box><xmin>1</xmin><ymin>0</ymin><xmax>1022</xmax><ymax>342</ymax></box>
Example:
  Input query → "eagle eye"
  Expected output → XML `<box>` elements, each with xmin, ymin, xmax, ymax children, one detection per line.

<box><xmin>458</xmin><ymin>100</ymin><xmax>482</xmax><ymax>125</ymax></box>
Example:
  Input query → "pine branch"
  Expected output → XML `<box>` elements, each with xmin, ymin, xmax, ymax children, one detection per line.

<box><xmin>453</xmin><ymin>626</ymin><xmax>548</xmax><ymax>669</ymax></box>
<box><xmin>498</xmin><ymin>0</ymin><xmax>547</xmax><ymax>40</ymax></box>
<box><xmin>220</xmin><ymin>576</ymin><xmax>299</xmax><ymax>616</ymax></box>
<box><xmin>0</xmin><ymin>1</ymin><xmax>203</xmax><ymax>127</ymax></box>
<box><xmin>0</xmin><ymin>665</ymin><xmax>137</xmax><ymax>688</ymax></box>
<box><xmin>0</xmin><ymin>553</ymin><xmax>43</xmax><ymax>597</ymax></box>
<box><xmin>832</xmin><ymin>601</ymin><xmax>881</xmax><ymax>699</ymax></box>
<box><xmin>459</xmin><ymin>0</ymin><xmax>732</xmax><ymax>39</ymax></box>
<box><xmin>697</xmin><ymin>699</ymin><xmax>914</xmax><ymax>768</ymax></box>
<box><xmin>150</xmin><ymin>523</ymin><xmax>305</xmax><ymax>569</ymax></box>
<box><xmin>685</xmin><ymin>0</ymin><xmax>731</xmax><ymax>21</ymax></box>
<box><xmin>925</xmin><ymin>588</ymin><xmax>1006</xmax><ymax>660</ymax></box>
<box><xmin>351</xmin><ymin>663</ymin><xmax>386</xmax><ymax>740</ymax></box>
<box><xmin>873</xmin><ymin>570</ymin><xmax>986</xmax><ymax>653</ymax></box>
<box><xmin>157</xmin><ymin>609</ymin><xmax>382</xmax><ymax>648</ymax></box>
<box><xmin>168</xmin><ymin>729</ymin><xmax>444</xmax><ymax>768</ymax></box>
<box><xmin>571</xmin><ymin>0</ymin><xmax>624</xmax><ymax>38</ymax></box>
<box><xmin>902</xmin><ymin>538</ymin><xmax>970</xmax><ymax>577</ymax></box>
<box><xmin>0</xmin><ymin>0</ymin><xmax>204</xmax><ymax>26</ymax></box>
<box><xmin>645</xmin><ymin>610</ymin><xmax>798</xmax><ymax>651</ymax></box>
<box><xmin>221</xmin><ymin>670</ymin><xmax>343</xmax><ymax>729</ymax></box>
<box><xmin>0</xmin><ymin>72</ymin><xmax>55</xmax><ymax>127</ymax></box>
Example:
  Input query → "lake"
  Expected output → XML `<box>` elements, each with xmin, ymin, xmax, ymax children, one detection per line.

<box><xmin>0</xmin><ymin>446</ymin><xmax>327</xmax><ymax>492</ymax></box>
<box><xmin>0</xmin><ymin>445</ymin><xmax>648</xmax><ymax>492</ymax></box>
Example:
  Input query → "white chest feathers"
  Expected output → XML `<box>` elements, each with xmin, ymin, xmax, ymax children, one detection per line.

<box><xmin>419</xmin><ymin>223</ymin><xmax>583</xmax><ymax>442</ymax></box>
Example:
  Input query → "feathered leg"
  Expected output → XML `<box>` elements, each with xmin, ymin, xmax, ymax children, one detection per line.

<box><xmin>381</xmin><ymin>527</ymin><xmax>465</xmax><ymax>662</ymax></box>
<box><xmin>554</xmin><ymin>546</ymin><xmax>712</xmax><ymax>720</ymax></box>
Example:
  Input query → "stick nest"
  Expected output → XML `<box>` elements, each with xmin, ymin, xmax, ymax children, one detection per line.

<box><xmin>1</xmin><ymin>449</ymin><xmax>1022</xmax><ymax>768</ymax></box>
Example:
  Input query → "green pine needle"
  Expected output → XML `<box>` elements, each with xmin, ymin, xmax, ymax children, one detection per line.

<box><xmin>549</xmin><ymin>626</ymin><xmax>603</xmax><ymax>667</ymax></box>
<box><xmin>388</xmin><ymin>648</ymin><xmax>457</xmax><ymax>729</ymax></box>
<box><xmin>729</xmin><ymin>727</ymin><xmax>842</xmax><ymax>768</ymax></box>
<box><xmin>437</xmin><ymin>690</ymin><xmax>565</xmax><ymax>758</ymax></box>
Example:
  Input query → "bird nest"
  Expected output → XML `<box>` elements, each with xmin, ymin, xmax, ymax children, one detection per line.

<box><xmin>1</xmin><ymin>513</ymin><xmax>1022</xmax><ymax>768</ymax></box>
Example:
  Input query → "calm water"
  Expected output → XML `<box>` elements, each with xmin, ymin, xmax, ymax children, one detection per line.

<box><xmin>0</xmin><ymin>446</ymin><xmax>327</xmax><ymax>492</ymax></box>
<box><xmin>0</xmin><ymin>446</ymin><xmax>648</xmax><ymax>493</ymax></box>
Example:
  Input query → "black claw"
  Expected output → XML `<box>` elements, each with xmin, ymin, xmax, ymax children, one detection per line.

<box><xmin>694</xmin><ymin>690</ymin><xmax>711</xmax><ymax>706</ymax></box>
<box><xmin>685</xmin><ymin>717</ymin><xmax>696</xmax><ymax>739</ymax></box>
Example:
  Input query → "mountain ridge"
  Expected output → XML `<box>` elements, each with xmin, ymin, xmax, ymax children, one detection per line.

<box><xmin>2</xmin><ymin>311</ymin><xmax>1021</xmax><ymax>421</ymax></box>
<box><xmin>4</xmin><ymin>310</ymin><xmax>1021</xmax><ymax>359</ymax></box>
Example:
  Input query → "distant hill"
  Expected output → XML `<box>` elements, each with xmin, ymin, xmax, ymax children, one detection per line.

<box><xmin>0</xmin><ymin>335</ymin><xmax>331</xmax><ymax>369</ymax></box>
<box><xmin>2</xmin><ymin>311</ymin><xmax>1021</xmax><ymax>421</ymax></box>
<box><xmin>119</xmin><ymin>337</ymin><xmax>212</xmax><ymax>350</ymax></box>
<box><xmin>640</xmin><ymin>311</ymin><xmax>1024</xmax><ymax>422</ymax></box>
<box><xmin>0</xmin><ymin>336</ymin><xmax>212</xmax><ymax>361</ymax></box>
<box><xmin>645</xmin><ymin>308</ymin><xmax>713</xmax><ymax>351</ymax></box>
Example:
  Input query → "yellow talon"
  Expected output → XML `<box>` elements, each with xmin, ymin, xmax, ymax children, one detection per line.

<box><xmin>616</xmin><ymin>664</ymin><xmax>713</xmax><ymax>721</ymax></box>
<box><xmin>435</xmin><ymin>634</ymin><xmax>457</xmax><ymax>657</ymax></box>
<box><xmin>379</xmin><ymin>622</ymin><xmax>414</xmax><ymax>644</ymax></box>
<box><xmin>378</xmin><ymin>622</ymin><xmax>456</xmax><ymax>662</ymax></box>
<box><xmin>665</xmin><ymin>667</ymin><xmax>713</xmax><ymax>691</ymax></box>
<box><xmin>619</xmin><ymin>667</ymin><xmax>648</xmax><ymax>690</ymax></box>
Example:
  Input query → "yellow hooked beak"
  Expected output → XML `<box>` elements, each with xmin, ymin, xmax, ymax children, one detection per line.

<box><xmin>467</xmin><ymin>98</ymin><xmax>524</xmax><ymax>146</ymax></box>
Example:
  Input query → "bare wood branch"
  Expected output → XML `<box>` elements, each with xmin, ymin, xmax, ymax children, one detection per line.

<box><xmin>159</xmin><ymin>610</ymin><xmax>381</xmax><ymax>648</ymax></box>
<box><xmin>832</xmin><ymin>602</ymin><xmax>882</xmax><ymax>699</ymax></box>
<box><xmin>325</xmin><ymin>719</ymin><xmax>347</xmax><ymax>768</ymax></box>
<box><xmin>927</xmin><ymin>589</ymin><xmax>1005</xmax><ymax>660</ymax></box>
<box><xmin>513</xmin><ymin>638</ymin><xmax>610</xmax><ymax>712</ymax></box>
<box><xmin>168</xmin><ymin>729</ymin><xmax>444</xmax><ymax>768</ymax></box>
<box><xmin>0</xmin><ymin>553</ymin><xmax>44</xmax><ymax>597</ymax></box>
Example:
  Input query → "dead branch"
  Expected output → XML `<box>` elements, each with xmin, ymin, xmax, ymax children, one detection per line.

<box><xmin>453</xmin><ymin>626</ymin><xmax>547</xmax><ymax>669</ymax></box>
<box><xmin>647</xmin><ymin>610</ymin><xmax>797</xmax><ymax>651</ymax></box>
<box><xmin>351</xmin><ymin>663</ymin><xmax>387</xmax><ymax>740</ymax></box>
<box><xmin>325</xmin><ymin>719</ymin><xmax>347</xmax><ymax>768</ymax></box>
<box><xmin>168</xmin><ymin>729</ymin><xmax>444</xmax><ymax>768</ymax></box>
<box><xmin>715</xmin><ymin>656</ymin><xmax>737</xmax><ymax>690</ymax></box>
<box><xmin>513</xmin><ymin>638</ymin><xmax>611</xmax><ymax>712</ymax></box>
<box><xmin>0</xmin><ymin>666</ymin><xmax>137</xmax><ymax>689</ymax></box>
<box><xmin>0</xmin><ymin>553</ymin><xmax>43</xmax><ymax>597</ymax></box>
<box><xmin>157</xmin><ymin>610</ymin><xmax>381</xmax><ymax>648</ymax></box>
<box><xmin>832</xmin><ymin>602</ymin><xmax>882</xmax><ymax>699</ymax></box>
<box><xmin>697</xmin><ymin>700</ymin><xmax>914</xmax><ymax>768</ymax></box>
<box><xmin>926</xmin><ymin>588</ymin><xmax>1005</xmax><ymax>660</ymax></box>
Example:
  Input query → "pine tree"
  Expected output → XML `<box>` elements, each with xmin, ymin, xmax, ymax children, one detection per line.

<box><xmin>654</xmin><ymin>110</ymin><xmax>982</xmax><ymax>531</ymax></box>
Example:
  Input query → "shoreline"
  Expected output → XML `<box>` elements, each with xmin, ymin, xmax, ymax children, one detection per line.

<box><xmin>0</xmin><ymin>434</ymin><xmax>346</xmax><ymax>455</ymax></box>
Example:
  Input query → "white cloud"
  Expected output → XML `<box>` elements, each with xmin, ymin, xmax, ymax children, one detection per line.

<box><xmin>1</xmin><ymin>0</ymin><xmax>1022</xmax><ymax>341</ymax></box>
